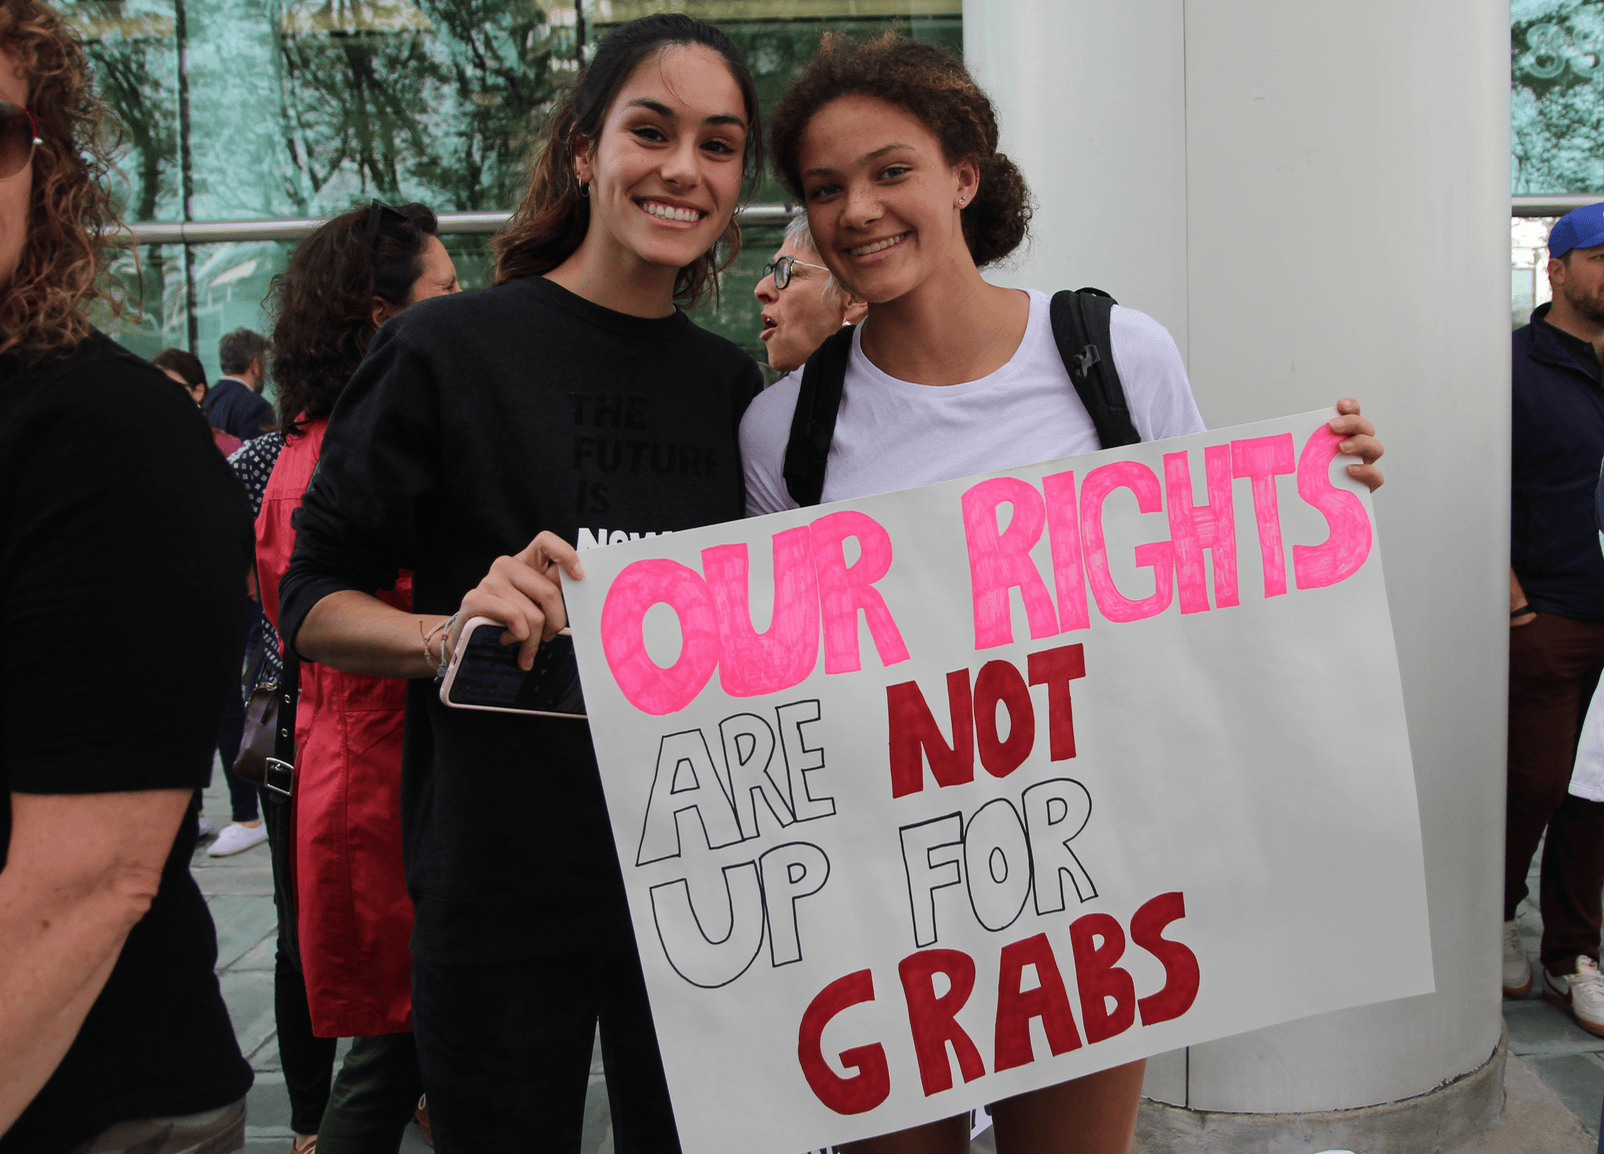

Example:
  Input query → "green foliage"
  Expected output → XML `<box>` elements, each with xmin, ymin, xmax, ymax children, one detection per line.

<box><xmin>1512</xmin><ymin>0</ymin><xmax>1604</xmax><ymax>193</ymax></box>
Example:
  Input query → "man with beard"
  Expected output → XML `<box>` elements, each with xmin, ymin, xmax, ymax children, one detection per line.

<box><xmin>1505</xmin><ymin>202</ymin><xmax>1604</xmax><ymax>1035</ymax></box>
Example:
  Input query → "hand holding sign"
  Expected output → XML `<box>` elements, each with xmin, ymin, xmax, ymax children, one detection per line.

<box><xmin>564</xmin><ymin>409</ymin><xmax>1430</xmax><ymax>1154</ymax></box>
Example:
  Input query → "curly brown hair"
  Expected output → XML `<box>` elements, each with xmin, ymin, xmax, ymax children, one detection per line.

<box><xmin>0</xmin><ymin>0</ymin><xmax>122</xmax><ymax>362</ymax></box>
<box><xmin>769</xmin><ymin>33</ymin><xmax>1031</xmax><ymax>269</ymax></box>
<box><xmin>267</xmin><ymin>201</ymin><xmax>437</xmax><ymax>436</ymax></box>
<box><xmin>492</xmin><ymin>14</ymin><xmax>762</xmax><ymax>308</ymax></box>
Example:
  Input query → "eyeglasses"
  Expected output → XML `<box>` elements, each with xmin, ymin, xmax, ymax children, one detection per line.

<box><xmin>762</xmin><ymin>255</ymin><xmax>830</xmax><ymax>290</ymax></box>
<box><xmin>360</xmin><ymin>199</ymin><xmax>407</xmax><ymax>250</ymax></box>
<box><xmin>0</xmin><ymin>101</ymin><xmax>41</xmax><ymax>180</ymax></box>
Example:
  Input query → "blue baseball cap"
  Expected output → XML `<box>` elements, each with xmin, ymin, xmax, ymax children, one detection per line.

<box><xmin>1549</xmin><ymin>202</ymin><xmax>1604</xmax><ymax>259</ymax></box>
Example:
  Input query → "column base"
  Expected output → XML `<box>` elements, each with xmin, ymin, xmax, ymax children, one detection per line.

<box><xmin>1135</xmin><ymin>1027</ymin><xmax>1506</xmax><ymax>1154</ymax></box>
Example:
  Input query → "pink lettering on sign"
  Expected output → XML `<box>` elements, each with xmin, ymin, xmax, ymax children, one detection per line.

<box><xmin>962</xmin><ymin>477</ymin><xmax>1060</xmax><ymax>650</ymax></box>
<box><xmin>1164</xmin><ymin>445</ymin><xmax>1237</xmax><ymax>614</ymax></box>
<box><xmin>1043</xmin><ymin>470</ymin><xmax>1091</xmax><ymax>632</ymax></box>
<box><xmin>1292</xmin><ymin>424</ymin><xmax>1372</xmax><ymax>590</ymax></box>
<box><xmin>1230</xmin><ymin>434</ymin><xmax>1295</xmax><ymax>598</ymax></box>
<box><xmin>599</xmin><ymin>559</ymin><xmax>722</xmax><ymax>716</ymax></box>
<box><xmin>811</xmin><ymin>510</ymin><xmax>911</xmax><ymax>675</ymax></box>
<box><xmin>1079</xmin><ymin>462</ymin><xmax>1174</xmax><ymax>623</ymax></box>
<box><xmin>702</xmin><ymin>526</ymin><xmax>820</xmax><ymax>698</ymax></box>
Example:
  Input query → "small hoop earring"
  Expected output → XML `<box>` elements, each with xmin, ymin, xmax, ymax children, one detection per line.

<box><xmin>580</xmin><ymin>182</ymin><xmax>590</xmax><ymax>198</ymax></box>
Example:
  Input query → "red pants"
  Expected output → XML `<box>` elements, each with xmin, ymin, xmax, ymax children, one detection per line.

<box><xmin>1505</xmin><ymin>612</ymin><xmax>1604</xmax><ymax>970</ymax></box>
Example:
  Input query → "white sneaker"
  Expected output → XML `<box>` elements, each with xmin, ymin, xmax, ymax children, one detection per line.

<box><xmin>207</xmin><ymin>822</ymin><xmax>266</xmax><ymax>857</ymax></box>
<box><xmin>1543</xmin><ymin>955</ymin><xmax>1604</xmax><ymax>1036</ymax></box>
<box><xmin>1502</xmin><ymin>919</ymin><xmax>1532</xmax><ymax>996</ymax></box>
<box><xmin>196</xmin><ymin>815</ymin><xmax>214</xmax><ymax>838</ymax></box>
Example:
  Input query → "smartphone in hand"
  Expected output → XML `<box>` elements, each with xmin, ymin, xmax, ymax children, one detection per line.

<box><xmin>438</xmin><ymin>616</ymin><xmax>586</xmax><ymax>717</ymax></box>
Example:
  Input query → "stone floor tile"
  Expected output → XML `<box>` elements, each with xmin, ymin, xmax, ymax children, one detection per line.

<box><xmin>581</xmin><ymin>1072</ymin><xmax>614</xmax><ymax>1154</ymax></box>
<box><xmin>1505</xmin><ymin>996</ymin><xmax>1604</xmax><ymax>1055</ymax></box>
<box><xmin>1521</xmin><ymin>1053</ymin><xmax>1604</xmax><ymax>1138</ymax></box>
<box><xmin>210</xmin><ymin>894</ymin><xmax>279</xmax><ymax>970</ymax></box>
<box><xmin>220</xmin><ymin>970</ymin><xmax>278</xmax><ymax>1058</ymax></box>
<box><xmin>233</xmin><ymin>932</ymin><xmax>278</xmax><ymax>972</ymax></box>
<box><xmin>247</xmin><ymin>1072</ymin><xmax>293</xmax><ymax>1136</ymax></box>
<box><xmin>249</xmin><ymin>1034</ymin><xmax>282</xmax><ymax>1073</ymax></box>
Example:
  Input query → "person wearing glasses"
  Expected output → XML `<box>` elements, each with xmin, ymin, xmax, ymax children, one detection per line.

<box><xmin>242</xmin><ymin>199</ymin><xmax>457</xmax><ymax>1154</ymax></box>
<box><xmin>755</xmin><ymin>214</ymin><xmax>866</xmax><ymax>376</ymax></box>
<box><xmin>0</xmin><ymin>4</ymin><xmax>254</xmax><ymax>1152</ymax></box>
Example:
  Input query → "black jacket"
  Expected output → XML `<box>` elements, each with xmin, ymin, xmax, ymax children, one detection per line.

<box><xmin>1512</xmin><ymin>303</ymin><xmax>1604</xmax><ymax>621</ymax></box>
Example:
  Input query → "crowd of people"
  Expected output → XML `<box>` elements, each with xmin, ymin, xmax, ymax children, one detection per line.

<box><xmin>0</xmin><ymin>4</ymin><xmax>1404</xmax><ymax>1154</ymax></box>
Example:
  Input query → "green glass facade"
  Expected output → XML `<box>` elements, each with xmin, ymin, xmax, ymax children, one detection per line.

<box><xmin>68</xmin><ymin>0</ymin><xmax>960</xmax><ymax>387</ymax></box>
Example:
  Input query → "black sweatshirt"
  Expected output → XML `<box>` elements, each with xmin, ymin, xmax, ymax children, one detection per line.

<box><xmin>280</xmin><ymin>275</ymin><xmax>763</xmax><ymax>965</ymax></box>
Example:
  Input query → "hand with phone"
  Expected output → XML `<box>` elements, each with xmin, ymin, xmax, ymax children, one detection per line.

<box><xmin>444</xmin><ymin>530</ymin><xmax>585</xmax><ymax>671</ymax></box>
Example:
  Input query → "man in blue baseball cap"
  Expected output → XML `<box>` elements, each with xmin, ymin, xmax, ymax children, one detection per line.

<box><xmin>1505</xmin><ymin>200</ymin><xmax>1604</xmax><ymax>1035</ymax></box>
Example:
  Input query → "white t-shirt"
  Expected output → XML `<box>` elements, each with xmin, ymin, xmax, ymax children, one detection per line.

<box><xmin>740</xmin><ymin>288</ymin><xmax>1205</xmax><ymax>515</ymax></box>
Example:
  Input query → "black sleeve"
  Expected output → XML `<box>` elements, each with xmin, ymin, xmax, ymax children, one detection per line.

<box><xmin>278</xmin><ymin>325</ymin><xmax>441</xmax><ymax>656</ymax></box>
<box><xmin>3</xmin><ymin>366</ymin><xmax>252</xmax><ymax>794</ymax></box>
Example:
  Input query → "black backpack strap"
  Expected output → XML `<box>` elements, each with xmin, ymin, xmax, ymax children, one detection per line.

<box><xmin>1050</xmin><ymin>288</ymin><xmax>1140</xmax><ymax>449</ymax></box>
<box><xmin>782</xmin><ymin>325</ymin><xmax>857</xmax><ymax>507</ymax></box>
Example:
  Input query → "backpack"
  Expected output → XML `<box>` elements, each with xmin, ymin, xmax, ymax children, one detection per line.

<box><xmin>782</xmin><ymin>288</ymin><xmax>1139</xmax><ymax>508</ymax></box>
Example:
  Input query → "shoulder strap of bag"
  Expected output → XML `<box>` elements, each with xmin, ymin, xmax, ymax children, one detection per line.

<box><xmin>264</xmin><ymin>655</ymin><xmax>298</xmax><ymax>798</ymax></box>
<box><xmin>1049</xmin><ymin>288</ymin><xmax>1140</xmax><ymax>449</ymax></box>
<box><xmin>782</xmin><ymin>325</ymin><xmax>857</xmax><ymax>508</ymax></box>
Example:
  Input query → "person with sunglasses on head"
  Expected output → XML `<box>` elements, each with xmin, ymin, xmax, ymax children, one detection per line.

<box><xmin>740</xmin><ymin>34</ymin><xmax>1385</xmax><ymax>1154</ymax></box>
<box><xmin>243</xmin><ymin>199</ymin><xmax>457</xmax><ymax>1154</ymax></box>
<box><xmin>275</xmin><ymin>16</ymin><xmax>764</xmax><ymax>1152</ymax></box>
<box><xmin>756</xmin><ymin>214</ymin><xmax>866</xmax><ymax>376</ymax></box>
<box><xmin>0</xmin><ymin>4</ymin><xmax>254</xmax><ymax>1152</ymax></box>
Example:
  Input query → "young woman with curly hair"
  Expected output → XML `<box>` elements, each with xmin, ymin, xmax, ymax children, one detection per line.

<box><xmin>276</xmin><ymin>15</ymin><xmax>764</xmax><ymax>1151</ymax></box>
<box><xmin>0</xmin><ymin>4</ymin><xmax>254</xmax><ymax>1151</ymax></box>
<box><xmin>740</xmin><ymin>34</ymin><xmax>1386</xmax><ymax>1154</ymax></box>
<box><xmin>240</xmin><ymin>200</ymin><xmax>456</xmax><ymax>1154</ymax></box>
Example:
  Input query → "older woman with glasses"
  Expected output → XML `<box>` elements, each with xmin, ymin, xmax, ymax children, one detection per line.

<box><xmin>755</xmin><ymin>214</ymin><xmax>867</xmax><ymax>376</ymax></box>
<box><xmin>0</xmin><ymin>3</ymin><xmax>254</xmax><ymax>1152</ymax></box>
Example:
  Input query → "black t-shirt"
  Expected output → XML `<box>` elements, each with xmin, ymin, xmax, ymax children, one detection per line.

<box><xmin>280</xmin><ymin>275</ymin><xmax>763</xmax><ymax>966</ymax></box>
<box><xmin>0</xmin><ymin>334</ymin><xmax>255</xmax><ymax>1152</ymax></box>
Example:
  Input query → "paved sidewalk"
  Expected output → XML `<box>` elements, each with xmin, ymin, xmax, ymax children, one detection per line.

<box><xmin>1503</xmin><ymin>842</ymin><xmax>1604</xmax><ymax>1144</ymax></box>
<box><xmin>199</xmin><ymin>766</ymin><xmax>1602</xmax><ymax>1153</ymax></box>
<box><xmin>194</xmin><ymin>769</ymin><xmax>614</xmax><ymax>1153</ymax></box>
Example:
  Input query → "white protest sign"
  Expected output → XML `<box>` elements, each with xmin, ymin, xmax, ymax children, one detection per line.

<box><xmin>564</xmin><ymin>409</ymin><xmax>1432</xmax><ymax>1154</ymax></box>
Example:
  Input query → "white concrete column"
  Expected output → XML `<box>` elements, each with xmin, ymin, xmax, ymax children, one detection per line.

<box><xmin>967</xmin><ymin>0</ymin><xmax>1510</xmax><ymax>1117</ymax></box>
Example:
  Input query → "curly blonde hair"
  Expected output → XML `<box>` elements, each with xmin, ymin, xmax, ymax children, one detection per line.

<box><xmin>0</xmin><ymin>0</ymin><xmax>123</xmax><ymax>362</ymax></box>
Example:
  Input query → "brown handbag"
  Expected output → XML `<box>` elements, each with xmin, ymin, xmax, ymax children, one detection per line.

<box><xmin>232</xmin><ymin>680</ymin><xmax>278</xmax><ymax>785</ymax></box>
<box><xmin>232</xmin><ymin>647</ymin><xmax>298</xmax><ymax>796</ymax></box>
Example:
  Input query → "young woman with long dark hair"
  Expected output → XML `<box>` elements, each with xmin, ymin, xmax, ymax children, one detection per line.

<box><xmin>275</xmin><ymin>16</ymin><xmax>765</xmax><ymax>1151</ymax></box>
<box><xmin>739</xmin><ymin>34</ymin><xmax>1385</xmax><ymax>1154</ymax></box>
<box><xmin>241</xmin><ymin>200</ymin><xmax>456</xmax><ymax>1154</ymax></box>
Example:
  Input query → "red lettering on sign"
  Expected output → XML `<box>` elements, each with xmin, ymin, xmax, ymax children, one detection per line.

<box><xmin>993</xmin><ymin>932</ymin><xmax>1083</xmax><ymax>1072</ymax></box>
<box><xmin>887</xmin><ymin>672</ymin><xmax>975</xmax><ymax>799</ymax></box>
<box><xmin>974</xmin><ymin>660</ymin><xmax>1035</xmax><ymax>779</ymax></box>
<box><xmin>898</xmin><ymin>948</ymin><xmax>987</xmax><ymax>1096</ymax></box>
<box><xmin>1069</xmin><ymin>912</ymin><xmax>1137</xmax><ymax>1044</ymax></box>
<box><xmin>1026</xmin><ymin>644</ymin><xmax>1085</xmax><ymax>762</ymax></box>
<box><xmin>1132</xmin><ymin>891</ymin><xmax>1201</xmax><ymax>1025</ymax></box>
<box><xmin>797</xmin><ymin>969</ymin><xmax>891</xmax><ymax>1115</ymax></box>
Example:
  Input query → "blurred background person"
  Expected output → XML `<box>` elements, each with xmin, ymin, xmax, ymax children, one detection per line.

<box><xmin>754</xmin><ymin>214</ymin><xmax>865</xmax><ymax>378</ymax></box>
<box><xmin>206</xmin><ymin>327</ymin><xmax>274</xmax><ymax>443</ymax></box>
<box><xmin>0</xmin><ymin>3</ymin><xmax>254</xmax><ymax>1151</ymax></box>
<box><xmin>242</xmin><ymin>199</ymin><xmax>457</xmax><ymax>1154</ymax></box>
